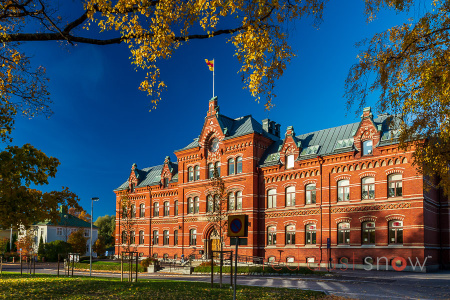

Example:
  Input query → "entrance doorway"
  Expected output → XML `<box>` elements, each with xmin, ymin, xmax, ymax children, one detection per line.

<box><xmin>208</xmin><ymin>229</ymin><xmax>220</xmax><ymax>259</ymax></box>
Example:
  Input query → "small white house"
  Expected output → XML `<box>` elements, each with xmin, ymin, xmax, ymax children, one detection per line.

<box><xmin>20</xmin><ymin>206</ymin><xmax>99</xmax><ymax>256</ymax></box>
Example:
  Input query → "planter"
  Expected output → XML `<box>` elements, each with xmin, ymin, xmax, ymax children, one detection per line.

<box><xmin>147</xmin><ymin>265</ymin><xmax>157</xmax><ymax>273</ymax></box>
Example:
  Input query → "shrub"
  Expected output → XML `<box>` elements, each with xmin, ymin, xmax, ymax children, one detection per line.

<box><xmin>44</xmin><ymin>241</ymin><xmax>72</xmax><ymax>262</ymax></box>
<box><xmin>4</xmin><ymin>252</ymin><xmax>19</xmax><ymax>262</ymax></box>
<box><xmin>140</xmin><ymin>257</ymin><xmax>157</xmax><ymax>270</ymax></box>
<box><xmin>198</xmin><ymin>261</ymin><xmax>216</xmax><ymax>267</ymax></box>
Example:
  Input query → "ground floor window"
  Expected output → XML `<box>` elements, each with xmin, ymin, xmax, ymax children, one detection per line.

<box><xmin>190</xmin><ymin>229</ymin><xmax>197</xmax><ymax>246</ymax></box>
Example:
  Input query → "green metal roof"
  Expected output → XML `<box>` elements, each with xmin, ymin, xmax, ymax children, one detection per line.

<box><xmin>259</xmin><ymin>114</ymin><xmax>397</xmax><ymax>166</ymax></box>
<box><xmin>35</xmin><ymin>213</ymin><xmax>97</xmax><ymax>229</ymax></box>
<box><xmin>176</xmin><ymin>114</ymin><xmax>280</xmax><ymax>152</ymax></box>
<box><xmin>115</xmin><ymin>162</ymin><xmax>179</xmax><ymax>191</ymax></box>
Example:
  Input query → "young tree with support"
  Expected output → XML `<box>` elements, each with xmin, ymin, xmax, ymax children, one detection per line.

<box><xmin>206</xmin><ymin>167</ymin><xmax>229</xmax><ymax>287</ymax></box>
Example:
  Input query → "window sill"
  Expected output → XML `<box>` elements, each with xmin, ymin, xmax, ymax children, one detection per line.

<box><xmin>304</xmin><ymin>244</ymin><xmax>318</xmax><ymax>248</ymax></box>
<box><xmin>361</xmin><ymin>244</ymin><xmax>375</xmax><ymax>247</ymax></box>
<box><xmin>284</xmin><ymin>245</ymin><xmax>296</xmax><ymax>248</ymax></box>
<box><xmin>337</xmin><ymin>244</ymin><xmax>351</xmax><ymax>247</ymax></box>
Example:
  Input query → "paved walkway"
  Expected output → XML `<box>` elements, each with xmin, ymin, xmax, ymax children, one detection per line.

<box><xmin>2</xmin><ymin>262</ymin><xmax>450</xmax><ymax>299</ymax></box>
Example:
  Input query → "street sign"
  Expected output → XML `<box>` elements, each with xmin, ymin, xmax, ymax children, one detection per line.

<box><xmin>227</xmin><ymin>215</ymin><xmax>248</xmax><ymax>237</ymax></box>
<box><xmin>327</xmin><ymin>238</ymin><xmax>331</xmax><ymax>249</ymax></box>
<box><xmin>230</xmin><ymin>237</ymin><xmax>248</xmax><ymax>245</ymax></box>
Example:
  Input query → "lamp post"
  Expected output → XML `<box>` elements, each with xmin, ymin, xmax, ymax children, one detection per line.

<box><xmin>90</xmin><ymin>197</ymin><xmax>99</xmax><ymax>276</ymax></box>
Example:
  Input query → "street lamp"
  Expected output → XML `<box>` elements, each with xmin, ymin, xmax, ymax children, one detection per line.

<box><xmin>90</xmin><ymin>197</ymin><xmax>99</xmax><ymax>276</ymax></box>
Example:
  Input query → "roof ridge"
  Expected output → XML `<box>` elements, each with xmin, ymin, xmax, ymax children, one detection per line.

<box><xmin>295</xmin><ymin>121</ymin><xmax>360</xmax><ymax>139</ymax></box>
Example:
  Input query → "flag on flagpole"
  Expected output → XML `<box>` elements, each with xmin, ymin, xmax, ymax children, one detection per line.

<box><xmin>205</xmin><ymin>59</ymin><xmax>214</xmax><ymax>71</ymax></box>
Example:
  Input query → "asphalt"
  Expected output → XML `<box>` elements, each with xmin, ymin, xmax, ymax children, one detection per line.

<box><xmin>1</xmin><ymin>262</ymin><xmax>450</xmax><ymax>299</ymax></box>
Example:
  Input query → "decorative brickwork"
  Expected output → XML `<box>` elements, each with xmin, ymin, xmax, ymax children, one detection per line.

<box><xmin>114</xmin><ymin>100</ymin><xmax>449</xmax><ymax>270</ymax></box>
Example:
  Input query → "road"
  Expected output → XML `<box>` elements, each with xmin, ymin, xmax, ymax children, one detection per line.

<box><xmin>2</xmin><ymin>262</ymin><xmax>450</xmax><ymax>299</ymax></box>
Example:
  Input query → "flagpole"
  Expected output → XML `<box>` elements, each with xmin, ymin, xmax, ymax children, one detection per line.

<box><xmin>213</xmin><ymin>58</ymin><xmax>215</xmax><ymax>98</ymax></box>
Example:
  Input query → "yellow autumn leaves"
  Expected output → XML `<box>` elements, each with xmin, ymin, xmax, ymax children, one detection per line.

<box><xmin>83</xmin><ymin>0</ymin><xmax>325</xmax><ymax>110</ymax></box>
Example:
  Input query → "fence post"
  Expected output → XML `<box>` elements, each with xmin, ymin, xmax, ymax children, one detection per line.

<box><xmin>121</xmin><ymin>255</ymin><xmax>123</xmax><ymax>282</ymax></box>
<box><xmin>211</xmin><ymin>252</ymin><xmax>214</xmax><ymax>288</ymax></box>
<box><xmin>57</xmin><ymin>254</ymin><xmax>60</xmax><ymax>277</ymax></box>
<box><xmin>230</xmin><ymin>251</ymin><xmax>233</xmax><ymax>288</ymax></box>
<box><xmin>219</xmin><ymin>251</ymin><xmax>223</xmax><ymax>288</ymax></box>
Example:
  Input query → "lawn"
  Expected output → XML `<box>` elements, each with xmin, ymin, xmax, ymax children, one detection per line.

<box><xmin>0</xmin><ymin>272</ymin><xmax>327</xmax><ymax>299</ymax></box>
<box><xmin>73</xmin><ymin>261</ymin><xmax>145</xmax><ymax>272</ymax></box>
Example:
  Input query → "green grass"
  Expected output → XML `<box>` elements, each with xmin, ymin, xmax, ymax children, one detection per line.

<box><xmin>73</xmin><ymin>261</ymin><xmax>145</xmax><ymax>272</ymax></box>
<box><xmin>194</xmin><ymin>265</ymin><xmax>325</xmax><ymax>275</ymax></box>
<box><xmin>0</xmin><ymin>272</ymin><xmax>326</xmax><ymax>299</ymax></box>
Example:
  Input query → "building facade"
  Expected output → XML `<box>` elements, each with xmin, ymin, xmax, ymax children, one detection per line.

<box><xmin>114</xmin><ymin>97</ymin><xmax>449</xmax><ymax>271</ymax></box>
<box><xmin>21</xmin><ymin>206</ymin><xmax>99</xmax><ymax>256</ymax></box>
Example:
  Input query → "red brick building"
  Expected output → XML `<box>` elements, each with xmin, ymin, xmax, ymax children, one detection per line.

<box><xmin>114</xmin><ymin>97</ymin><xmax>449</xmax><ymax>271</ymax></box>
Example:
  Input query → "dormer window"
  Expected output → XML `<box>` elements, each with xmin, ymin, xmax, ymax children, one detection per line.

<box><xmin>163</xmin><ymin>178</ymin><xmax>169</xmax><ymax>188</ymax></box>
<box><xmin>286</xmin><ymin>154</ymin><xmax>294</xmax><ymax>169</ymax></box>
<box><xmin>363</xmin><ymin>140</ymin><xmax>373</xmax><ymax>156</ymax></box>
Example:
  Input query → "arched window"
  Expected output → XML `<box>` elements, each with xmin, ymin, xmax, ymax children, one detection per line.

<box><xmin>388</xmin><ymin>174</ymin><xmax>403</xmax><ymax>197</ymax></box>
<box><xmin>174</xmin><ymin>230</ymin><xmax>178</xmax><ymax>246</ymax></box>
<box><xmin>362</xmin><ymin>221</ymin><xmax>375</xmax><ymax>244</ymax></box>
<box><xmin>389</xmin><ymin>220</ymin><xmax>403</xmax><ymax>244</ymax></box>
<box><xmin>194</xmin><ymin>197</ymin><xmax>200</xmax><ymax>214</ymax></box>
<box><xmin>188</xmin><ymin>198</ymin><xmax>194</xmax><ymax>214</ymax></box>
<box><xmin>188</xmin><ymin>167</ymin><xmax>194</xmax><ymax>182</ymax></box>
<box><xmin>236</xmin><ymin>191</ymin><xmax>242</xmax><ymax>210</ymax></box>
<box><xmin>236</xmin><ymin>157</ymin><xmax>243</xmax><ymax>174</ymax></box>
<box><xmin>139</xmin><ymin>203</ymin><xmax>145</xmax><ymax>218</ymax></box>
<box><xmin>208</xmin><ymin>163</ymin><xmax>214</xmax><ymax>179</ymax></box>
<box><xmin>305</xmin><ymin>224</ymin><xmax>316</xmax><ymax>245</ymax></box>
<box><xmin>139</xmin><ymin>231</ymin><xmax>144</xmax><ymax>245</ymax></box>
<box><xmin>267</xmin><ymin>189</ymin><xmax>277</xmax><ymax>208</ymax></box>
<box><xmin>189</xmin><ymin>229</ymin><xmax>197</xmax><ymax>246</ymax></box>
<box><xmin>305</xmin><ymin>184</ymin><xmax>316</xmax><ymax>204</ymax></box>
<box><xmin>130</xmin><ymin>205</ymin><xmax>136</xmax><ymax>219</ymax></box>
<box><xmin>153</xmin><ymin>202</ymin><xmax>159</xmax><ymax>217</ymax></box>
<box><xmin>267</xmin><ymin>226</ymin><xmax>276</xmax><ymax>245</ymax></box>
<box><xmin>130</xmin><ymin>231</ymin><xmax>135</xmax><ymax>244</ymax></box>
<box><xmin>163</xmin><ymin>230</ymin><xmax>169</xmax><ymax>245</ymax></box>
<box><xmin>207</xmin><ymin>195</ymin><xmax>214</xmax><ymax>213</ymax></box>
<box><xmin>338</xmin><ymin>222</ymin><xmax>350</xmax><ymax>245</ymax></box>
<box><xmin>214</xmin><ymin>195</ymin><xmax>220</xmax><ymax>212</ymax></box>
<box><xmin>228</xmin><ymin>158</ymin><xmax>235</xmax><ymax>175</ymax></box>
<box><xmin>215</xmin><ymin>161</ymin><xmax>221</xmax><ymax>177</ymax></box>
<box><xmin>174</xmin><ymin>200</ymin><xmax>178</xmax><ymax>216</ymax></box>
<box><xmin>228</xmin><ymin>193</ymin><xmax>235</xmax><ymax>210</ymax></box>
<box><xmin>337</xmin><ymin>180</ymin><xmax>350</xmax><ymax>202</ymax></box>
<box><xmin>121</xmin><ymin>231</ymin><xmax>127</xmax><ymax>244</ymax></box>
<box><xmin>285</xmin><ymin>186</ymin><xmax>295</xmax><ymax>207</ymax></box>
<box><xmin>285</xmin><ymin>225</ymin><xmax>295</xmax><ymax>245</ymax></box>
<box><xmin>362</xmin><ymin>177</ymin><xmax>375</xmax><ymax>200</ymax></box>
<box><xmin>194</xmin><ymin>165</ymin><xmax>200</xmax><ymax>181</ymax></box>
<box><xmin>164</xmin><ymin>201</ymin><xmax>170</xmax><ymax>216</ymax></box>
<box><xmin>122</xmin><ymin>206</ymin><xmax>127</xmax><ymax>219</ymax></box>
<box><xmin>153</xmin><ymin>230</ymin><xmax>158</xmax><ymax>245</ymax></box>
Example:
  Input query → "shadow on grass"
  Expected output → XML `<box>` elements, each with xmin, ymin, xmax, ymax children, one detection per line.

<box><xmin>0</xmin><ymin>273</ymin><xmax>326</xmax><ymax>299</ymax></box>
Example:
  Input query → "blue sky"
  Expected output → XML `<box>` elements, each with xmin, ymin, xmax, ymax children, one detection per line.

<box><xmin>10</xmin><ymin>1</ymin><xmax>421</xmax><ymax>220</ymax></box>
